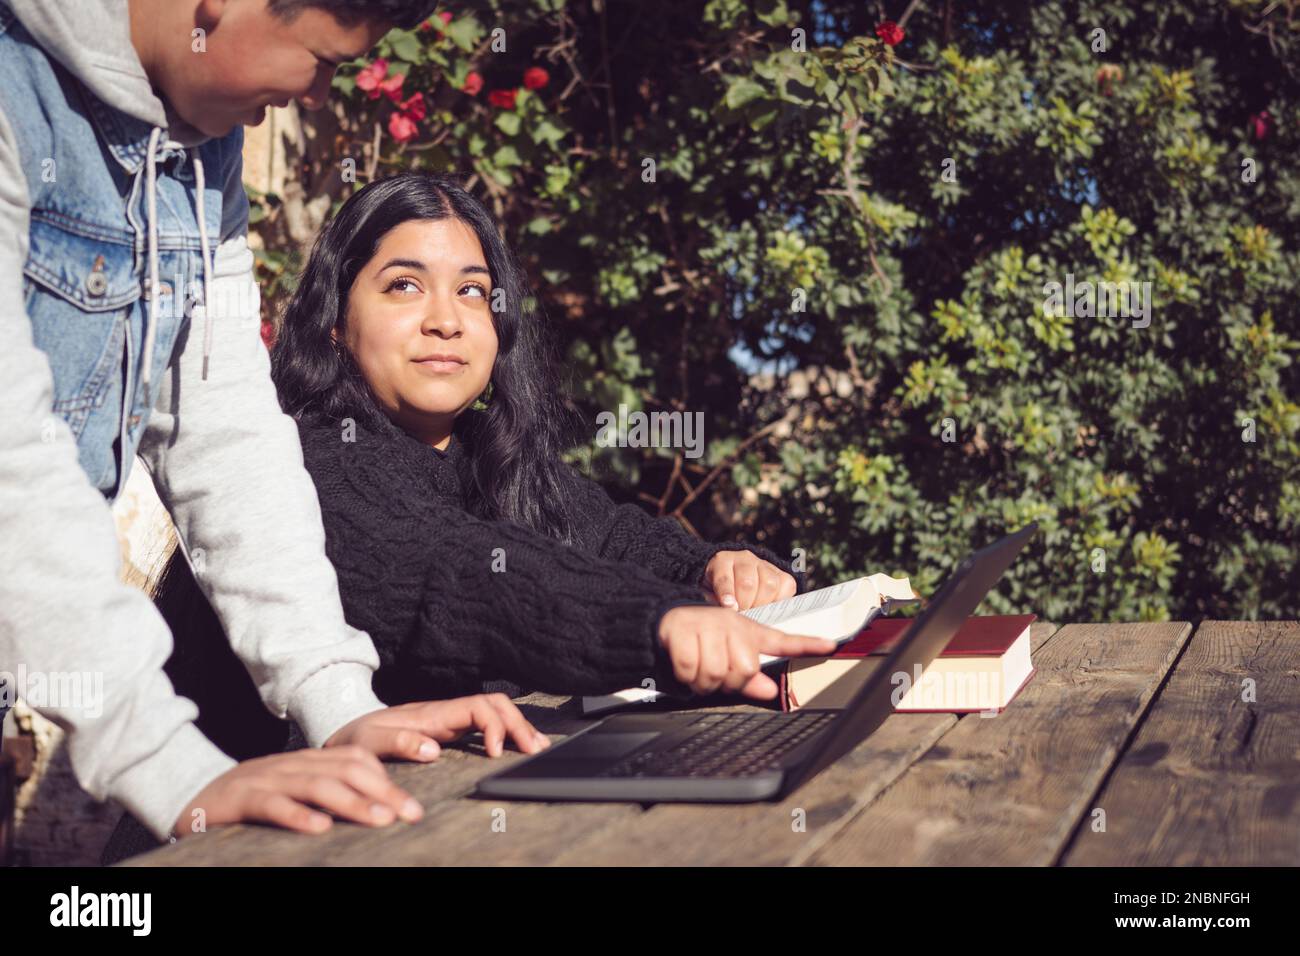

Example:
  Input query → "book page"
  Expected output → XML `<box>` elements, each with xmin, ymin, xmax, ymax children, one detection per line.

<box><xmin>742</xmin><ymin>579</ymin><xmax>861</xmax><ymax>628</ymax></box>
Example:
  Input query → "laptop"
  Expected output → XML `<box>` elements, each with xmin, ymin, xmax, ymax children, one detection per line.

<box><xmin>475</xmin><ymin>523</ymin><xmax>1038</xmax><ymax>803</ymax></box>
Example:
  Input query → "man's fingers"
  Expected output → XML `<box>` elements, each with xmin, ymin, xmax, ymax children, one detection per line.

<box><xmin>285</xmin><ymin>774</ymin><xmax>398</xmax><ymax>827</ymax></box>
<box><xmin>248</xmin><ymin>791</ymin><xmax>333</xmax><ymax>835</ymax></box>
<box><xmin>295</xmin><ymin>745</ymin><xmax>420</xmax><ymax>822</ymax></box>
<box><xmin>469</xmin><ymin>697</ymin><xmax>508</xmax><ymax>757</ymax></box>
<box><xmin>483</xmin><ymin>693</ymin><xmax>549</xmax><ymax>753</ymax></box>
<box><xmin>349</xmin><ymin>722</ymin><xmax>441</xmax><ymax>762</ymax></box>
<box><xmin>328</xmin><ymin>752</ymin><xmax>423</xmax><ymax>823</ymax></box>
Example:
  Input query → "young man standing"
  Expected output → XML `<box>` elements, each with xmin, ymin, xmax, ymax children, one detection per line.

<box><xmin>0</xmin><ymin>0</ymin><xmax>546</xmax><ymax>848</ymax></box>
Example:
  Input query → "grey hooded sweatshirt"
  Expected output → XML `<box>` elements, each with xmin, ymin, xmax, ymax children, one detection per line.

<box><xmin>0</xmin><ymin>0</ymin><xmax>388</xmax><ymax>841</ymax></box>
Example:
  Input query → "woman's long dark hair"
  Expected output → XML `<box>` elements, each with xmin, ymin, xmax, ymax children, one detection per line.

<box><xmin>272</xmin><ymin>171</ymin><xmax>578</xmax><ymax>541</ymax></box>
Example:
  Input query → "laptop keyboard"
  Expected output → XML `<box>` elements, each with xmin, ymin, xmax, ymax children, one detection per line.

<box><xmin>595</xmin><ymin>711</ymin><xmax>836</xmax><ymax>779</ymax></box>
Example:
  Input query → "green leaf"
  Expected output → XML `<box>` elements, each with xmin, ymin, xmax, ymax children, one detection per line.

<box><xmin>531</xmin><ymin>118</ymin><xmax>566</xmax><ymax>147</ymax></box>
<box><xmin>445</xmin><ymin>16</ymin><xmax>480</xmax><ymax>52</ymax></box>
<box><xmin>753</xmin><ymin>0</ymin><xmax>790</xmax><ymax>27</ymax></box>
<box><xmin>492</xmin><ymin>144</ymin><xmax>521</xmax><ymax>167</ymax></box>
<box><xmin>749</xmin><ymin>104</ymin><xmax>780</xmax><ymax>131</ymax></box>
<box><xmin>495</xmin><ymin>111</ymin><xmax>521</xmax><ymax>136</ymax></box>
<box><xmin>389</xmin><ymin>30</ymin><xmax>422</xmax><ymax>63</ymax></box>
<box><xmin>725</xmin><ymin>76</ymin><xmax>767</xmax><ymax>110</ymax></box>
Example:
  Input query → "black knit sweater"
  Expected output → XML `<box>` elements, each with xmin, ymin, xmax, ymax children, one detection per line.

<box><xmin>295</xmin><ymin>412</ymin><xmax>801</xmax><ymax>703</ymax></box>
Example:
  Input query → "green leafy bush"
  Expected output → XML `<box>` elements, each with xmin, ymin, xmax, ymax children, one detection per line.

<box><xmin>255</xmin><ymin>0</ymin><xmax>1300</xmax><ymax>621</ymax></box>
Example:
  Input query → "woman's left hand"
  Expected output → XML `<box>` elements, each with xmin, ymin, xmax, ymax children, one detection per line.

<box><xmin>703</xmin><ymin>551</ymin><xmax>798</xmax><ymax>611</ymax></box>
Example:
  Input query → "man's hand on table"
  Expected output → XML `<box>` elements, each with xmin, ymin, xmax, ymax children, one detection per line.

<box><xmin>173</xmin><ymin>695</ymin><xmax>549</xmax><ymax>840</ymax></box>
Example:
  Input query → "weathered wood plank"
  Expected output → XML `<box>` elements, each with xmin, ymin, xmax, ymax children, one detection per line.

<box><xmin>808</xmin><ymin>622</ymin><xmax>1192</xmax><ymax>866</ymax></box>
<box><xmin>545</xmin><ymin>622</ymin><xmax>1062</xmax><ymax>866</ymax></box>
<box><xmin>1062</xmin><ymin>620</ymin><xmax>1300</xmax><ymax>866</ymax></box>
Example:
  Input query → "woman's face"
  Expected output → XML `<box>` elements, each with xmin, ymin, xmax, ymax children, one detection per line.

<box><xmin>340</xmin><ymin>218</ymin><xmax>499</xmax><ymax>448</ymax></box>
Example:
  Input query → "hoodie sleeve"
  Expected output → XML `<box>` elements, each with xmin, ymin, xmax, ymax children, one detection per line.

<box><xmin>0</xmin><ymin>106</ymin><xmax>236</xmax><ymax>842</ymax></box>
<box><xmin>135</xmin><ymin>130</ymin><xmax>387</xmax><ymax>748</ymax></box>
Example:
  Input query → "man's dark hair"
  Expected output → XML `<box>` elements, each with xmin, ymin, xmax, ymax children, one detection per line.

<box><xmin>267</xmin><ymin>0</ymin><xmax>440</xmax><ymax>29</ymax></box>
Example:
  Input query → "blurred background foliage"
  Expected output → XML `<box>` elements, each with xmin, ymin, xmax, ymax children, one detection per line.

<box><xmin>249</xmin><ymin>0</ymin><xmax>1300</xmax><ymax>622</ymax></box>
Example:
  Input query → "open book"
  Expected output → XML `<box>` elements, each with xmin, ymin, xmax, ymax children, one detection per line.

<box><xmin>579</xmin><ymin>573</ymin><xmax>919</xmax><ymax>717</ymax></box>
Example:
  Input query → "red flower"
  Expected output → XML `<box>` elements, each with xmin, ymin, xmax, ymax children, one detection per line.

<box><xmin>1250</xmin><ymin>109</ymin><xmax>1273</xmax><ymax>141</ymax></box>
<box><xmin>388</xmin><ymin>110</ymin><xmax>419</xmax><ymax>143</ymax></box>
<box><xmin>418</xmin><ymin>18</ymin><xmax>433</xmax><ymax>31</ymax></box>
<box><xmin>355</xmin><ymin>59</ymin><xmax>405</xmax><ymax>102</ymax></box>
<box><xmin>1095</xmin><ymin>64</ymin><xmax>1123</xmax><ymax>97</ymax></box>
<box><xmin>398</xmin><ymin>91</ymin><xmax>426</xmax><ymax>122</ymax></box>
<box><xmin>523</xmin><ymin>66</ymin><xmax>550</xmax><ymax>91</ymax></box>
<box><xmin>487</xmin><ymin>88</ymin><xmax>518</xmax><ymax>110</ymax></box>
<box><xmin>355</xmin><ymin>58</ymin><xmax>389</xmax><ymax>97</ymax></box>
<box><xmin>875</xmin><ymin>20</ymin><xmax>904</xmax><ymax>46</ymax></box>
<box><xmin>260</xmin><ymin>320</ymin><xmax>276</xmax><ymax>350</ymax></box>
<box><xmin>462</xmin><ymin>71</ymin><xmax>483</xmax><ymax>95</ymax></box>
<box><xmin>378</xmin><ymin>70</ymin><xmax>405</xmax><ymax>103</ymax></box>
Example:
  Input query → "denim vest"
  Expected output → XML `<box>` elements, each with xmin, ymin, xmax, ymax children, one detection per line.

<box><xmin>0</xmin><ymin>4</ymin><xmax>240</xmax><ymax>500</ymax></box>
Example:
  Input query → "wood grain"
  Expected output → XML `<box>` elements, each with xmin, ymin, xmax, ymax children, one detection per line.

<box><xmin>1062</xmin><ymin>620</ymin><xmax>1300</xmax><ymax>866</ymax></box>
<box><xmin>808</xmin><ymin>622</ymin><xmax>1192</xmax><ymax>866</ymax></box>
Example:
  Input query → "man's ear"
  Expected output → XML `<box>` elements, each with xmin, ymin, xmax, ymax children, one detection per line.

<box><xmin>196</xmin><ymin>0</ymin><xmax>230</xmax><ymax>31</ymax></box>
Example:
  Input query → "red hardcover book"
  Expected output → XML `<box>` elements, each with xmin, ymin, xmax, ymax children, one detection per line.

<box><xmin>779</xmin><ymin>614</ymin><xmax>1037</xmax><ymax>713</ymax></box>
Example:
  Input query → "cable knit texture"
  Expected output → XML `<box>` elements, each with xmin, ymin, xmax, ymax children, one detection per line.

<box><xmin>296</xmin><ymin>412</ymin><xmax>801</xmax><ymax>703</ymax></box>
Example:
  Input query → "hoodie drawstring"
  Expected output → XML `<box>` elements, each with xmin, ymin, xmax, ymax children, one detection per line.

<box><xmin>141</xmin><ymin>127</ymin><xmax>214</xmax><ymax>396</ymax></box>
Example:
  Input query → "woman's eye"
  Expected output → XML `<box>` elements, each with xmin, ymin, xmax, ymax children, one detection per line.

<box><xmin>387</xmin><ymin>277</ymin><xmax>421</xmax><ymax>294</ymax></box>
<box><xmin>460</xmin><ymin>283</ymin><xmax>488</xmax><ymax>298</ymax></box>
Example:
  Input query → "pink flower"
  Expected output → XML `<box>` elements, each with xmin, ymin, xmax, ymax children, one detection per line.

<box><xmin>260</xmin><ymin>320</ymin><xmax>276</xmax><ymax>350</ymax></box>
<box><xmin>462</xmin><ymin>71</ymin><xmax>483</xmax><ymax>95</ymax></box>
<box><xmin>378</xmin><ymin>70</ymin><xmax>405</xmax><ymax>103</ymax></box>
<box><xmin>439</xmin><ymin>11</ymin><xmax>453</xmax><ymax>24</ymax></box>
<box><xmin>356</xmin><ymin>59</ymin><xmax>405</xmax><ymax>102</ymax></box>
<box><xmin>487</xmin><ymin>88</ymin><xmax>517</xmax><ymax>110</ymax></box>
<box><xmin>388</xmin><ymin>110</ymin><xmax>419</xmax><ymax>142</ymax></box>
<box><xmin>875</xmin><ymin>20</ymin><xmax>904</xmax><ymax>46</ymax></box>
<box><xmin>1250</xmin><ymin>110</ymin><xmax>1273</xmax><ymax>141</ymax></box>
<box><xmin>523</xmin><ymin>66</ymin><xmax>550</xmax><ymax>91</ymax></box>
<box><xmin>398</xmin><ymin>92</ymin><xmax>426</xmax><ymax>122</ymax></box>
<box><xmin>355</xmin><ymin>58</ymin><xmax>389</xmax><ymax>97</ymax></box>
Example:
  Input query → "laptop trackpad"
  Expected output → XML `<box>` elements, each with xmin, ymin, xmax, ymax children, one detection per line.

<box><xmin>562</xmin><ymin>731</ymin><xmax>660</xmax><ymax>759</ymax></box>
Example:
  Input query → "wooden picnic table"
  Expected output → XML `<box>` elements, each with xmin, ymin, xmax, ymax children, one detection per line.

<box><xmin>125</xmin><ymin>620</ymin><xmax>1299</xmax><ymax>866</ymax></box>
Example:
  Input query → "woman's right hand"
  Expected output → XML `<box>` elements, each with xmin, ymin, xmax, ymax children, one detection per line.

<box><xmin>172</xmin><ymin>746</ymin><xmax>423</xmax><ymax>840</ymax></box>
<box><xmin>657</xmin><ymin>606</ymin><xmax>837</xmax><ymax>700</ymax></box>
